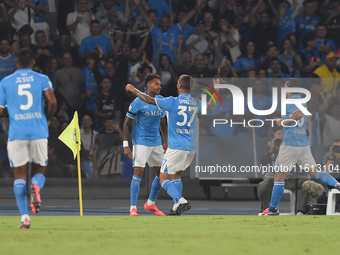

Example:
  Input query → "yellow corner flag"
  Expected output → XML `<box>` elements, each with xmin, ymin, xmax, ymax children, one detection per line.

<box><xmin>58</xmin><ymin>111</ymin><xmax>81</xmax><ymax>159</ymax></box>
<box><xmin>58</xmin><ymin>111</ymin><xmax>83</xmax><ymax>216</ymax></box>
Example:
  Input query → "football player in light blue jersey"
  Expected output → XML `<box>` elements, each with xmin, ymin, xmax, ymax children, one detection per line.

<box><xmin>123</xmin><ymin>73</ymin><xmax>167</xmax><ymax>216</ymax></box>
<box><xmin>126</xmin><ymin>75</ymin><xmax>219</xmax><ymax>215</ymax></box>
<box><xmin>0</xmin><ymin>48</ymin><xmax>57</xmax><ymax>228</ymax></box>
<box><xmin>259</xmin><ymin>78</ymin><xmax>340</xmax><ymax>216</ymax></box>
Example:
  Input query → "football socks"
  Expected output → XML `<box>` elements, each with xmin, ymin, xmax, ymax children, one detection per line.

<box><xmin>130</xmin><ymin>175</ymin><xmax>142</xmax><ymax>206</ymax></box>
<box><xmin>13</xmin><ymin>179</ymin><xmax>28</xmax><ymax>216</ymax></box>
<box><xmin>269</xmin><ymin>181</ymin><xmax>285</xmax><ymax>212</ymax></box>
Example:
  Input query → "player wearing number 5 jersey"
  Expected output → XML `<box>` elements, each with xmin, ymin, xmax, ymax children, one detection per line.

<box><xmin>259</xmin><ymin>78</ymin><xmax>340</xmax><ymax>216</ymax></box>
<box><xmin>126</xmin><ymin>75</ymin><xmax>219</xmax><ymax>215</ymax></box>
<box><xmin>0</xmin><ymin>48</ymin><xmax>57</xmax><ymax>228</ymax></box>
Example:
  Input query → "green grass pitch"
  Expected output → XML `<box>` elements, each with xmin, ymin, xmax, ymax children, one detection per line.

<box><xmin>0</xmin><ymin>215</ymin><xmax>339</xmax><ymax>255</ymax></box>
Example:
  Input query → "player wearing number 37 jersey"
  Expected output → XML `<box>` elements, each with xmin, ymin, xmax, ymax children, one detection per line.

<box><xmin>0</xmin><ymin>48</ymin><xmax>57</xmax><ymax>228</ymax></box>
<box><xmin>126</xmin><ymin>75</ymin><xmax>219</xmax><ymax>215</ymax></box>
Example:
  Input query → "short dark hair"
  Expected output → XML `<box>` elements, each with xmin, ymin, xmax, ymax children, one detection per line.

<box><xmin>302</xmin><ymin>32</ymin><xmax>316</xmax><ymax>48</ymax></box>
<box><xmin>334</xmin><ymin>138</ymin><xmax>340</xmax><ymax>143</ymax></box>
<box><xmin>145</xmin><ymin>73</ymin><xmax>161</xmax><ymax>85</ymax></box>
<box><xmin>35</xmin><ymin>30</ymin><xmax>46</xmax><ymax>38</ymax></box>
<box><xmin>87</xmin><ymin>51</ymin><xmax>100</xmax><ymax>61</ymax></box>
<box><xmin>17</xmin><ymin>48</ymin><xmax>34</xmax><ymax>68</ymax></box>
<box><xmin>100</xmin><ymin>76</ymin><xmax>111</xmax><ymax>84</ymax></box>
<box><xmin>90</xmin><ymin>19</ymin><xmax>101</xmax><ymax>26</ymax></box>
<box><xmin>178</xmin><ymin>74</ymin><xmax>192</xmax><ymax>91</ymax></box>
<box><xmin>270</xmin><ymin>57</ymin><xmax>281</xmax><ymax>65</ymax></box>
<box><xmin>147</xmin><ymin>9</ymin><xmax>158</xmax><ymax>17</ymax></box>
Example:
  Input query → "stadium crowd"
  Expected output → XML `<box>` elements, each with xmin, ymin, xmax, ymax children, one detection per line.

<box><xmin>0</xmin><ymin>0</ymin><xmax>340</xmax><ymax>178</ymax></box>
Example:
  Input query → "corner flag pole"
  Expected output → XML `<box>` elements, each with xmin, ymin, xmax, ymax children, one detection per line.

<box><xmin>77</xmin><ymin>141</ymin><xmax>83</xmax><ymax>216</ymax></box>
<box><xmin>57</xmin><ymin>111</ymin><xmax>83</xmax><ymax>216</ymax></box>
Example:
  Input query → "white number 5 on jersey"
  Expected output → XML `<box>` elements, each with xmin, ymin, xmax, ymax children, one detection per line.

<box><xmin>18</xmin><ymin>84</ymin><xmax>33</xmax><ymax>110</ymax></box>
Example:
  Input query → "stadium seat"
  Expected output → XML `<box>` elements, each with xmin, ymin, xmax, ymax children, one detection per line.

<box><xmin>326</xmin><ymin>189</ymin><xmax>340</xmax><ymax>215</ymax></box>
<box><xmin>280</xmin><ymin>189</ymin><xmax>296</xmax><ymax>215</ymax></box>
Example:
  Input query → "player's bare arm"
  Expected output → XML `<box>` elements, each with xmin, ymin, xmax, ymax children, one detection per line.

<box><xmin>276</xmin><ymin>110</ymin><xmax>303</xmax><ymax>127</ymax></box>
<box><xmin>126</xmin><ymin>84</ymin><xmax>156</xmax><ymax>105</ymax></box>
<box><xmin>123</xmin><ymin>116</ymin><xmax>133</xmax><ymax>159</ymax></box>
<box><xmin>160</xmin><ymin>116</ymin><xmax>168</xmax><ymax>152</ymax></box>
<box><xmin>207</xmin><ymin>78</ymin><xmax>221</xmax><ymax>110</ymax></box>
<box><xmin>44</xmin><ymin>89</ymin><xmax>57</xmax><ymax>123</ymax></box>
<box><xmin>0</xmin><ymin>107</ymin><xmax>4</xmax><ymax>116</ymax></box>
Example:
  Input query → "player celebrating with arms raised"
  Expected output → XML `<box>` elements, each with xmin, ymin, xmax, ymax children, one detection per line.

<box><xmin>259</xmin><ymin>78</ymin><xmax>340</xmax><ymax>216</ymax></box>
<box><xmin>0</xmin><ymin>48</ymin><xmax>57</xmax><ymax>228</ymax></box>
<box><xmin>126</xmin><ymin>75</ymin><xmax>219</xmax><ymax>215</ymax></box>
<box><xmin>123</xmin><ymin>73</ymin><xmax>167</xmax><ymax>216</ymax></box>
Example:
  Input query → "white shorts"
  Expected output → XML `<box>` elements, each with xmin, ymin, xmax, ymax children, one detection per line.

<box><xmin>275</xmin><ymin>144</ymin><xmax>316</xmax><ymax>172</ymax></box>
<box><xmin>7</xmin><ymin>139</ymin><xmax>48</xmax><ymax>167</ymax></box>
<box><xmin>160</xmin><ymin>148</ymin><xmax>196</xmax><ymax>175</ymax></box>
<box><xmin>132</xmin><ymin>144</ymin><xmax>164</xmax><ymax>168</ymax></box>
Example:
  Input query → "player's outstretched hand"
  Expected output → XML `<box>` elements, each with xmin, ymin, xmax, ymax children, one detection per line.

<box><xmin>124</xmin><ymin>147</ymin><xmax>132</xmax><ymax>159</ymax></box>
<box><xmin>126</xmin><ymin>84</ymin><xmax>135</xmax><ymax>93</ymax></box>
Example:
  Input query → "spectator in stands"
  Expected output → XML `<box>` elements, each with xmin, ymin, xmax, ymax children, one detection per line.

<box><xmin>146</xmin><ymin>0</ymin><xmax>173</xmax><ymax>25</ymax></box>
<box><xmin>95</xmin><ymin>0</ymin><xmax>127</xmax><ymax>37</ymax></box>
<box><xmin>259</xmin><ymin>44</ymin><xmax>290</xmax><ymax>75</ymax></box>
<box><xmin>132</xmin><ymin>64</ymin><xmax>151</xmax><ymax>94</ymax></box>
<box><xmin>300</xmin><ymin>32</ymin><xmax>323</xmax><ymax>77</ymax></box>
<box><xmin>138</xmin><ymin>0</ymin><xmax>199</xmax><ymax>63</ymax></box>
<box><xmin>79</xmin><ymin>19</ymin><xmax>111</xmax><ymax>58</ymax></box>
<box><xmin>312</xmin><ymin>52</ymin><xmax>340</xmax><ymax>96</ymax></box>
<box><xmin>92</xmin><ymin>118</ymin><xmax>123</xmax><ymax>178</ymax></box>
<box><xmin>177</xmin><ymin>49</ymin><xmax>193</xmax><ymax>76</ymax></box>
<box><xmin>92</xmin><ymin>58</ymin><xmax>127</xmax><ymax>113</ymax></box>
<box><xmin>315</xmin><ymin>23</ymin><xmax>337</xmax><ymax>63</ymax></box>
<box><xmin>295</xmin><ymin>0</ymin><xmax>321</xmax><ymax>45</ymax></box>
<box><xmin>93</xmin><ymin>76</ymin><xmax>121</xmax><ymax>132</ymax></box>
<box><xmin>233</xmin><ymin>41</ymin><xmax>259</xmax><ymax>78</ymax></box>
<box><xmin>0</xmin><ymin>1</ymin><xmax>16</xmax><ymax>41</ymax></box>
<box><xmin>34</xmin><ymin>30</ymin><xmax>57</xmax><ymax>73</ymax></box>
<box><xmin>188</xmin><ymin>53</ymin><xmax>213</xmax><ymax>78</ymax></box>
<box><xmin>249</xmin><ymin>2</ymin><xmax>278</xmax><ymax>56</ymax></box>
<box><xmin>278</xmin><ymin>38</ymin><xmax>303</xmax><ymax>78</ymax></box>
<box><xmin>185</xmin><ymin>19</ymin><xmax>209</xmax><ymax>62</ymax></box>
<box><xmin>203</xmin><ymin>9</ymin><xmax>217</xmax><ymax>31</ymax></box>
<box><xmin>128</xmin><ymin>37</ymin><xmax>156</xmax><ymax>84</ymax></box>
<box><xmin>80</xmin><ymin>114</ymin><xmax>98</xmax><ymax>179</ymax></box>
<box><xmin>9</xmin><ymin>0</ymin><xmax>36</xmax><ymax>40</ymax></box>
<box><xmin>216</xmin><ymin>58</ymin><xmax>237</xmax><ymax>79</ymax></box>
<box><xmin>53</xmin><ymin>52</ymin><xmax>86</xmax><ymax>120</ymax></box>
<box><xmin>257</xmin><ymin>130</ymin><xmax>313</xmax><ymax>214</ymax></box>
<box><xmin>18</xmin><ymin>33</ymin><xmax>36</xmax><ymax>53</ymax></box>
<box><xmin>323</xmin><ymin>138</ymin><xmax>340</xmax><ymax>172</ymax></box>
<box><xmin>45</xmin><ymin>0</ymin><xmax>57</xmax><ymax>40</ymax></box>
<box><xmin>9</xmin><ymin>40</ymin><xmax>19</xmax><ymax>57</ymax></box>
<box><xmin>30</xmin><ymin>0</ymin><xmax>50</xmax><ymax>44</ymax></box>
<box><xmin>175</xmin><ymin>8</ymin><xmax>196</xmax><ymax>44</ymax></box>
<box><xmin>55</xmin><ymin>34</ymin><xmax>80</xmax><ymax>67</ymax></box>
<box><xmin>323</xmin><ymin>0</ymin><xmax>340</xmax><ymax>45</ymax></box>
<box><xmin>48</xmin><ymin>115</ymin><xmax>60</xmax><ymax>135</ymax></box>
<box><xmin>45</xmin><ymin>56</ymin><xmax>59</xmax><ymax>80</ymax></box>
<box><xmin>83</xmin><ymin>52</ymin><xmax>99</xmax><ymax>113</ymax></box>
<box><xmin>218</xmin><ymin>14</ymin><xmax>241</xmax><ymax>64</ymax></box>
<box><xmin>67</xmin><ymin>0</ymin><xmax>94</xmax><ymax>46</ymax></box>
<box><xmin>0</xmin><ymin>39</ymin><xmax>17</xmax><ymax>81</ymax></box>
<box><xmin>267</xmin><ymin>58</ymin><xmax>291</xmax><ymax>80</ymax></box>
<box><xmin>156</xmin><ymin>53</ymin><xmax>177</xmax><ymax>97</ymax></box>
<box><xmin>276</xmin><ymin>0</ymin><xmax>297</xmax><ymax>47</ymax></box>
